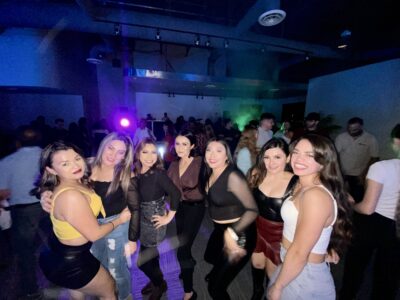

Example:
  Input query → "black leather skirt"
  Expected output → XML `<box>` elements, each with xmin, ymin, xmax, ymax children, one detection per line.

<box><xmin>39</xmin><ymin>234</ymin><xmax>100</xmax><ymax>289</ymax></box>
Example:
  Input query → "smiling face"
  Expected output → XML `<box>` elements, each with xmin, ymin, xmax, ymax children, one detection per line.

<box><xmin>47</xmin><ymin>149</ymin><xmax>86</xmax><ymax>182</ymax></box>
<box><xmin>101</xmin><ymin>139</ymin><xmax>127</xmax><ymax>167</ymax></box>
<box><xmin>174</xmin><ymin>135</ymin><xmax>194</xmax><ymax>158</ymax></box>
<box><xmin>290</xmin><ymin>139</ymin><xmax>322</xmax><ymax>178</ymax></box>
<box><xmin>263</xmin><ymin>147</ymin><xmax>288</xmax><ymax>175</ymax></box>
<box><xmin>205</xmin><ymin>141</ymin><xmax>228</xmax><ymax>170</ymax></box>
<box><xmin>139</xmin><ymin>143</ymin><xmax>158</xmax><ymax>172</ymax></box>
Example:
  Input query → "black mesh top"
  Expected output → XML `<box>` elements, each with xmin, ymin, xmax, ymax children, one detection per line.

<box><xmin>207</xmin><ymin>165</ymin><xmax>258</xmax><ymax>234</ymax></box>
<box><xmin>253</xmin><ymin>175</ymin><xmax>298</xmax><ymax>222</ymax></box>
<box><xmin>137</xmin><ymin>168</ymin><xmax>181</xmax><ymax>211</ymax></box>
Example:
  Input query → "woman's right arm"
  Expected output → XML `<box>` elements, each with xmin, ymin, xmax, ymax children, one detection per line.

<box><xmin>127</xmin><ymin>177</ymin><xmax>140</xmax><ymax>242</ymax></box>
<box><xmin>56</xmin><ymin>190</ymin><xmax>130</xmax><ymax>242</ymax></box>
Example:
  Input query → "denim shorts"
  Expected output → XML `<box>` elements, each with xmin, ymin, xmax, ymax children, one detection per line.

<box><xmin>268</xmin><ymin>247</ymin><xmax>335</xmax><ymax>300</ymax></box>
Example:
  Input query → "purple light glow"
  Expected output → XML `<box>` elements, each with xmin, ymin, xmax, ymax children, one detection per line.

<box><xmin>120</xmin><ymin>118</ymin><xmax>130</xmax><ymax>127</ymax></box>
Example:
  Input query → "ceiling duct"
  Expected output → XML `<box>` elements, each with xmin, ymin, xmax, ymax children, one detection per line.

<box><xmin>258</xmin><ymin>9</ymin><xmax>286</xmax><ymax>26</ymax></box>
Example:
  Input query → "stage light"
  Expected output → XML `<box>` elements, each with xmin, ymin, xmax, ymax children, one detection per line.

<box><xmin>194</xmin><ymin>35</ymin><xmax>200</xmax><ymax>46</ymax></box>
<box><xmin>120</xmin><ymin>118</ymin><xmax>130</xmax><ymax>128</ymax></box>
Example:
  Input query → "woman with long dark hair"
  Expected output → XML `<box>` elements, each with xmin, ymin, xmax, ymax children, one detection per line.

<box><xmin>35</xmin><ymin>142</ymin><xmax>131</xmax><ymax>299</ymax></box>
<box><xmin>167</xmin><ymin>130</ymin><xmax>205</xmax><ymax>300</ymax></box>
<box><xmin>133</xmin><ymin>138</ymin><xmax>181</xmax><ymax>300</ymax></box>
<box><xmin>248</xmin><ymin>138</ymin><xmax>297</xmax><ymax>300</ymax></box>
<box><xmin>267</xmin><ymin>134</ymin><xmax>352</xmax><ymax>300</ymax></box>
<box><xmin>203</xmin><ymin>138</ymin><xmax>258</xmax><ymax>299</ymax></box>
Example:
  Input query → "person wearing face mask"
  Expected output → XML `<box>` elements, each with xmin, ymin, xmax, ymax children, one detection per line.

<box><xmin>335</xmin><ymin>117</ymin><xmax>379</xmax><ymax>202</ymax></box>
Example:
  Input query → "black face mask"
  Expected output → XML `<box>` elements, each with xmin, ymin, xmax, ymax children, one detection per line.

<box><xmin>349</xmin><ymin>129</ymin><xmax>363</xmax><ymax>137</ymax></box>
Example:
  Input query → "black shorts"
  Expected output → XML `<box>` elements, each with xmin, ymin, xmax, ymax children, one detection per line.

<box><xmin>39</xmin><ymin>234</ymin><xmax>100</xmax><ymax>290</ymax></box>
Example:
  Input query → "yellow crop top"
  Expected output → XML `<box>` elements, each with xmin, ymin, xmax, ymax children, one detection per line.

<box><xmin>50</xmin><ymin>187</ymin><xmax>106</xmax><ymax>240</ymax></box>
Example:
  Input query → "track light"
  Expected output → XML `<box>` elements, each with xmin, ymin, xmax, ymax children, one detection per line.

<box><xmin>194</xmin><ymin>35</ymin><xmax>200</xmax><ymax>46</ymax></box>
<box><xmin>205</xmin><ymin>37</ymin><xmax>211</xmax><ymax>47</ymax></box>
<box><xmin>155</xmin><ymin>29</ymin><xmax>161</xmax><ymax>41</ymax></box>
<box><xmin>114</xmin><ymin>23</ymin><xmax>121</xmax><ymax>36</ymax></box>
<box><xmin>224</xmin><ymin>39</ymin><xmax>229</xmax><ymax>49</ymax></box>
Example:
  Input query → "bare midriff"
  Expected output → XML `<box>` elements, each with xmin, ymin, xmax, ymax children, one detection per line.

<box><xmin>282</xmin><ymin>236</ymin><xmax>326</xmax><ymax>264</ymax></box>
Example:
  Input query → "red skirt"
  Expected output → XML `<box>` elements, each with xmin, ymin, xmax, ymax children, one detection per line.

<box><xmin>254</xmin><ymin>216</ymin><xmax>283</xmax><ymax>265</ymax></box>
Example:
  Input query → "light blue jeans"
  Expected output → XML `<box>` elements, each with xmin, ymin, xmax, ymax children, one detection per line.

<box><xmin>268</xmin><ymin>247</ymin><xmax>335</xmax><ymax>299</ymax></box>
<box><xmin>91</xmin><ymin>215</ymin><xmax>131</xmax><ymax>300</ymax></box>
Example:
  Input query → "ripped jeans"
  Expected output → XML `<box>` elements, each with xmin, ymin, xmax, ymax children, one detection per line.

<box><xmin>91</xmin><ymin>214</ymin><xmax>131</xmax><ymax>300</ymax></box>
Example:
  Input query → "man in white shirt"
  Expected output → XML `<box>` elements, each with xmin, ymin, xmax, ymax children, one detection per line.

<box><xmin>256</xmin><ymin>113</ymin><xmax>275</xmax><ymax>149</ymax></box>
<box><xmin>133</xmin><ymin>119</ymin><xmax>156</xmax><ymax>146</ymax></box>
<box><xmin>335</xmin><ymin>117</ymin><xmax>379</xmax><ymax>202</ymax></box>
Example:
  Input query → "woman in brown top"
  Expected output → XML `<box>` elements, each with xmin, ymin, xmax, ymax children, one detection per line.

<box><xmin>167</xmin><ymin>130</ymin><xmax>205</xmax><ymax>300</ymax></box>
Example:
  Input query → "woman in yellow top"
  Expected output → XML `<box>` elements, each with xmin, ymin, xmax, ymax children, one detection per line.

<box><xmin>33</xmin><ymin>142</ymin><xmax>130</xmax><ymax>299</ymax></box>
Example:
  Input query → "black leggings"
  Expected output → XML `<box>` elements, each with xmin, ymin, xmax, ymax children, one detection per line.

<box><xmin>340</xmin><ymin>212</ymin><xmax>400</xmax><ymax>300</ymax></box>
<box><xmin>137</xmin><ymin>245</ymin><xmax>164</xmax><ymax>286</ymax></box>
<box><xmin>176</xmin><ymin>201</ymin><xmax>206</xmax><ymax>293</ymax></box>
<box><xmin>205</xmin><ymin>222</ymin><xmax>257</xmax><ymax>300</ymax></box>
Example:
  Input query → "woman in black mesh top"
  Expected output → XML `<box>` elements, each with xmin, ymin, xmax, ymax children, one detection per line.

<box><xmin>133</xmin><ymin>138</ymin><xmax>181</xmax><ymax>300</ymax></box>
<box><xmin>248</xmin><ymin>138</ymin><xmax>297</xmax><ymax>300</ymax></box>
<box><xmin>203</xmin><ymin>138</ymin><xmax>258</xmax><ymax>300</ymax></box>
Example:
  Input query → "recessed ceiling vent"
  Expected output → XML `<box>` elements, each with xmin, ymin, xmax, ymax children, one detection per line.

<box><xmin>258</xmin><ymin>9</ymin><xmax>286</xmax><ymax>26</ymax></box>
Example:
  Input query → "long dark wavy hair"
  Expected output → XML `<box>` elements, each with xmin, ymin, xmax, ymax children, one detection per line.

<box><xmin>248</xmin><ymin>138</ymin><xmax>289</xmax><ymax>188</ymax></box>
<box><xmin>133</xmin><ymin>138</ymin><xmax>164</xmax><ymax>175</ymax></box>
<box><xmin>31</xmin><ymin>141</ymin><xmax>91</xmax><ymax>197</ymax></box>
<box><xmin>201</xmin><ymin>137</ymin><xmax>234</xmax><ymax>193</ymax></box>
<box><xmin>290</xmin><ymin>134</ymin><xmax>352</xmax><ymax>255</ymax></box>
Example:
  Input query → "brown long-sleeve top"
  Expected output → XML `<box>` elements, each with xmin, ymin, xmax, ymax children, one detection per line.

<box><xmin>167</xmin><ymin>156</ymin><xmax>204</xmax><ymax>202</ymax></box>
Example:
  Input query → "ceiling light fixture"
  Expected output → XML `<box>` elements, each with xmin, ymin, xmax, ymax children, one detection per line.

<box><xmin>194</xmin><ymin>35</ymin><xmax>200</xmax><ymax>46</ymax></box>
<box><xmin>224</xmin><ymin>39</ymin><xmax>229</xmax><ymax>49</ymax></box>
<box><xmin>155</xmin><ymin>28</ymin><xmax>161</xmax><ymax>40</ymax></box>
<box><xmin>114</xmin><ymin>23</ymin><xmax>121</xmax><ymax>36</ymax></box>
<box><xmin>258</xmin><ymin>9</ymin><xmax>286</xmax><ymax>27</ymax></box>
<box><xmin>205</xmin><ymin>36</ymin><xmax>211</xmax><ymax>47</ymax></box>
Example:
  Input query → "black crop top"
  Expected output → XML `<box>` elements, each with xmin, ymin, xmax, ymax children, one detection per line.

<box><xmin>93</xmin><ymin>178</ymin><xmax>140</xmax><ymax>242</ymax></box>
<box><xmin>137</xmin><ymin>168</ymin><xmax>181</xmax><ymax>211</ymax></box>
<box><xmin>93</xmin><ymin>181</ymin><xmax>126</xmax><ymax>217</ymax></box>
<box><xmin>207</xmin><ymin>165</ymin><xmax>258</xmax><ymax>234</ymax></box>
<box><xmin>253</xmin><ymin>175</ymin><xmax>298</xmax><ymax>222</ymax></box>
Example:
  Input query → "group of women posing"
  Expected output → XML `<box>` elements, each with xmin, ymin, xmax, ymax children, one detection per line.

<box><xmin>37</xmin><ymin>127</ymin><xmax>353</xmax><ymax>300</ymax></box>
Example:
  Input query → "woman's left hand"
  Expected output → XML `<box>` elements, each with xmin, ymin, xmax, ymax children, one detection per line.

<box><xmin>152</xmin><ymin>213</ymin><xmax>173</xmax><ymax>229</ymax></box>
<box><xmin>267</xmin><ymin>283</ymin><xmax>282</xmax><ymax>300</ymax></box>
<box><xmin>223</xmin><ymin>230</ymin><xmax>246</xmax><ymax>263</ymax></box>
<box><xmin>125</xmin><ymin>241</ymin><xmax>137</xmax><ymax>257</ymax></box>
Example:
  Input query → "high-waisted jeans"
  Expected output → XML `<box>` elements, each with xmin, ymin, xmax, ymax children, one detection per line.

<box><xmin>91</xmin><ymin>214</ymin><xmax>131</xmax><ymax>300</ymax></box>
<box><xmin>269</xmin><ymin>247</ymin><xmax>335</xmax><ymax>300</ymax></box>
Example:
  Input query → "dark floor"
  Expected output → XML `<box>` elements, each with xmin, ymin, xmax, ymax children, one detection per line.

<box><xmin>0</xmin><ymin>214</ymin><xmax>399</xmax><ymax>300</ymax></box>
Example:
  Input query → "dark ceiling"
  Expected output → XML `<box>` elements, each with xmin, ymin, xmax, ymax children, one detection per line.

<box><xmin>1</xmin><ymin>0</ymin><xmax>400</xmax><ymax>98</ymax></box>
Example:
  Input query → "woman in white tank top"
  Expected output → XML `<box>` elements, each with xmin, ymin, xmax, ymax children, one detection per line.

<box><xmin>267</xmin><ymin>134</ymin><xmax>352</xmax><ymax>300</ymax></box>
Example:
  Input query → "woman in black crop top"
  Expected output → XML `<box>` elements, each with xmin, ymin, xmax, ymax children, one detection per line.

<box><xmin>167</xmin><ymin>130</ymin><xmax>205</xmax><ymax>300</ymax></box>
<box><xmin>133</xmin><ymin>138</ymin><xmax>181</xmax><ymax>300</ymax></box>
<box><xmin>247</xmin><ymin>138</ymin><xmax>297</xmax><ymax>300</ymax></box>
<box><xmin>203</xmin><ymin>138</ymin><xmax>258</xmax><ymax>300</ymax></box>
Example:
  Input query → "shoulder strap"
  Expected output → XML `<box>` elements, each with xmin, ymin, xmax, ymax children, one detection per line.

<box><xmin>282</xmin><ymin>175</ymin><xmax>299</xmax><ymax>200</ymax></box>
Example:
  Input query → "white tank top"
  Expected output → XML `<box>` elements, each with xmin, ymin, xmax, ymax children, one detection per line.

<box><xmin>280</xmin><ymin>185</ymin><xmax>337</xmax><ymax>254</ymax></box>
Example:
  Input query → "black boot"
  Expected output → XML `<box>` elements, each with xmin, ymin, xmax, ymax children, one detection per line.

<box><xmin>250</xmin><ymin>266</ymin><xmax>265</xmax><ymax>300</ymax></box>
